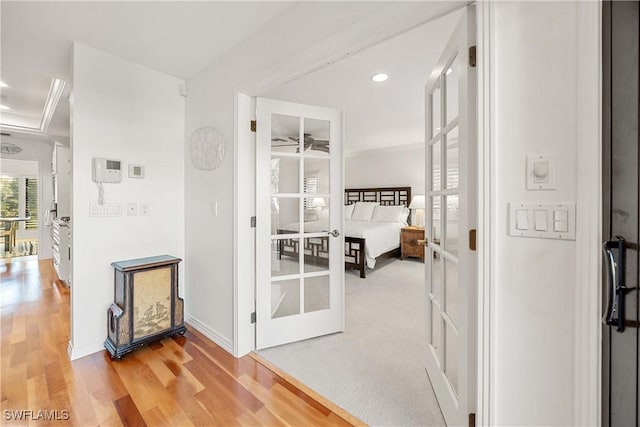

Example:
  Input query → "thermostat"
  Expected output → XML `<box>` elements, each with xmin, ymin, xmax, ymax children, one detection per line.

<box><xmin>128</xmin><ymin>164</ymin><xmax>145</xmax><ymax>179</ymax></box>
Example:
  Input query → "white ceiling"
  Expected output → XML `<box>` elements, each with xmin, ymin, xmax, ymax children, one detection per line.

<box><xmin>0</xmin><ymin>1</ymin><xmax>460</xmax><ymax>152</ymax></box>
<box><xmin>264</xmin><ymin>8</ymin><xmax>462</xmax><ymax>154</ymax></box>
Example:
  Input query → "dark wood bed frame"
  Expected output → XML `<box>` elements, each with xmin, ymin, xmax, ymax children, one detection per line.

<box><xmin>277</xmin><ymin>187</ymin><xmax>411</xmax><ymax>278</ymax></box>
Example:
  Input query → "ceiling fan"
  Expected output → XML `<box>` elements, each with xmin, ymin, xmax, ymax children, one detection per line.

<box><xmin>271</xmin><ymin>133</ymin><xmax>330</xmax><ymax>153</ymax></box>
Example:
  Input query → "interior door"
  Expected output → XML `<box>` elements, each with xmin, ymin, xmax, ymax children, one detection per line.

<box><xmin>255</xmin><ymin>97</ymin><xmax>344</xmax><ymax>349</ymax></box>
<box><xmin>424</xmin><ymin>6</ymin><xmax>476</xmax><ymax>426</ymax></box>
<box><xmin>602</xmin><ymin>2</ymin><xmax>640</xmax><ymax>425</ymax></box>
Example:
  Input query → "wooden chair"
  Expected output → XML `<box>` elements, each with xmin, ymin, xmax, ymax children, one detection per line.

<box><xmin>0</xmin><ymin>221</ymin><xmax>12</xmax><ymax>255</ymax></box>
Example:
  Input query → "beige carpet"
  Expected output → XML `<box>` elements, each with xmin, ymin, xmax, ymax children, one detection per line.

<box><xmin>258</xmin><ymin>258</ymin><xmax>446</xmax><ymax>426</ymax></box>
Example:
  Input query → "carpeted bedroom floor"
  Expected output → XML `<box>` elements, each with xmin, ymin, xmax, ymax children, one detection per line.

<box><xmin>258</xmin><ymin>258</ymin><xmax>446</xmax><ymax>427</ymax></box>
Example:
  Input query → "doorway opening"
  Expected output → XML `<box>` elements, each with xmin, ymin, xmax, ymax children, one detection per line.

<box><xmin>0</xmin><ymin>159</ymin><xmax>39</xmax><ymax>259</ymax></box>
<box><xmin>252</xmin><ymin>8</ymin><xmax>468</xmax><ymax>425</ymax></box>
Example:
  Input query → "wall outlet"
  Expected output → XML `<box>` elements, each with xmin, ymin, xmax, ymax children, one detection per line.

<box><xmin>140</xmin><ymin>203</ymin><xmax>150</xmax><ymax>216</ymax></box>
<box><xmin>127</xmin><ymin>203</ymin><xmax>138</xmax><ymax>216</ymax></box>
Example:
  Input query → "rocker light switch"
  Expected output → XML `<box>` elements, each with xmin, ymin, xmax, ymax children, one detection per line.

<box><xmin>534</xmin><ymin>210</ymin><xmax>548</xmax><ymax>231</ymax></box>
<box><xmin>509</xmin><ymin>203</ymin><xmax>576</xmax><ymax>240</ymax></box>
<box><xmin>516</xmin><ymin>209</ymin><xmax>529</xmax><ymax>230</ymax></box>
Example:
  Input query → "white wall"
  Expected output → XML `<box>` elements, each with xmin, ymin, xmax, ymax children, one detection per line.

<box><xmin>0</xmin><ymin>139</ymin><xmax>54</xmax><ymax>259</ymax></box>
<box><xmin>70</xmin><ymin>43</ymin><xmax>185</xmax><ymax>359</ymax></box>
<box><xmin>345</xmin><ymin>144</ymin><xmax>424</xmax><ymax>193</ymax></box>
<box><xmin>490</xmin><ymin>2</ymin><xmax>584</xmax><ymax>425</ymax></box>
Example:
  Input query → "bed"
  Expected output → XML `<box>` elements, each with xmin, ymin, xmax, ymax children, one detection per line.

<box><xmin>277</xmin><ymin>187</ymin><xmax>411</xmax><ymax>278</ymax></box>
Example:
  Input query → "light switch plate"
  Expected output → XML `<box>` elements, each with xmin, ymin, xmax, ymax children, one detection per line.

<box><xmin>526</xmin><ymin>155</ymin><xmax>554</xmax><ymax>190</ymax></box>
<box><xmin>509</xmin><ymin>203</ymin><xmax>575</xmax><ymax>240</ymax></box>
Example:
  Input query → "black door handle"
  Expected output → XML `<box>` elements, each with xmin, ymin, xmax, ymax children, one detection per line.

<box><xmin>603</xmin><ymin>236</ymin><xmax>628</xmax><ymax>332</ymax></box>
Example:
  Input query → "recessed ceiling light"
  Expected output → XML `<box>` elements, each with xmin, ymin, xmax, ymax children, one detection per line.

<box><xmin>0</xmin><ymin>105</ymin><xmax>10</xmax><ymax>110</ymax></box>
<box><xmin>371</xmin><ymin>73</ymin><xmax>389</xmax><ymax>83</ymax></box>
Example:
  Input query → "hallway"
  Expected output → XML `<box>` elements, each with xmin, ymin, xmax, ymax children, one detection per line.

<box><xmin>0</xmin><ymin>258</ymin><xmax>361</xmax><ymax>426</ymax></box>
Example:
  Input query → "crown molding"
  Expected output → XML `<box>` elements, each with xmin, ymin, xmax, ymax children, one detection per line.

<box><xmin>0</xmin><ymin>78</ymin><xmax>67</xmax><ymax>136</ymax></box>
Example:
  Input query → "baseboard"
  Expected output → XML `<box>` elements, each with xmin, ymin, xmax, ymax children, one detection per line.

<box><xmin>185</xmin><ymin>314</ymin><xmax>234</xmax><ymax>355</ymax></box>
<box><xmin>68</xmin><ymin>338</ymin><xmax>105</xmax><ymax>361</ymax></box>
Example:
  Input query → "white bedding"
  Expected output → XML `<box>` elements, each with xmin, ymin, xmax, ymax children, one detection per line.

<box><xmin>279</xmin><ymin>219</ymin><xmax>404</xmax><ymax>269</ymax></box>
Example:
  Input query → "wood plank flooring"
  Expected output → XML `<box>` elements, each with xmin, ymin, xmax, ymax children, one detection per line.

<box><xmin>0</xmin><ymin>258</ymin><xmax>363</xmax><ymax>426</ymax></box>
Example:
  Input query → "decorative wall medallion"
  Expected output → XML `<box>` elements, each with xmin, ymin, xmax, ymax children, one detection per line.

<box><xmin>0</xmin><ymin>142</ymin><xmax>22</xmax><ymax>154</ymax></box>
<box><xmin>189</xmin><ymin>127</ymin><xmax>224</xmax><ymax>170</ymax></box>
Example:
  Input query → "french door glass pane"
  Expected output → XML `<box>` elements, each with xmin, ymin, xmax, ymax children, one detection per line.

<box><xmin>445</xmin><ymin>54</ymin><xmax>458</xmax><ymax>125</ymax></box>
<box><xmin>431</xmin><ymin>196</ymin><xmax>442</xmax><ymax>243</ymax></box>
<box><xmin>431</xmin><ymin>247</ymin><xmax>442</xmax><ymax>298</ymax></box>
<box><xmin>304</xmin><ymin>158</ymin><xmax>329</xmax><ymax>194</ymax></box>
<box><xmin>271</xmin><ymin>156</ymin><xmax>299</xmax><ymax>193</ymax></box>
<box><xmin>271</xmin><ymin>114</ymin><xmax>300</xmax><ymax>153</ymax></box>
<box><xmin>304</xmin><ymin>275</ymin><xmax>330</xmax><ymax>313</ymax></box>
<box><xmin>271</xmin><ymin>238</ymin><xmax>300</xmax><ymax>277</ymax></box>
<box><xmin>303</xmin><ymin>118</ymin><xmax>331</xmax><ymax>156</ymax></box>
<box><xmin>445</xmin><ymin>195</ymin><xmax>459</xmax><ymax>257</ymax></box>
<box><xmin>303</xmin><ymin>236</ymin><xmax>329</xmax><ymax>273</ymax></box>
<box><xmin>445</xmin><ymin>126</ymin><xmax>459</xmax><ymax>189</ymax></box>
<box><xmin>431</xmin><ymin>140</ymin><xmax>441</xmax><ymax>191</ymax></box>
<box><xmin>431</xmin><ymin>303</ymin><xmax>442</xmax><ymax>356</ymax></box>
<box><xmin>445</xmin><ymin>324</ymin><xmax>459</xmax><ymax>395</ymax></box>
<box><xmin>271</xmin><ymin>197</ymin><xmax>299</xmax><ymax>235</ymax></box>
<box><xmin>271</xmin><ymin>279</ymin><xmax>301</xmax><ymax>319</ymax></box>
<box><xmin>445</xmin><ymin>258</ymin><xmax>459</xmax><ymax>327</ymax></box>
<box><xmin>431</xmin><ymin>83</ymin><xmax>441</xmax><ymax>139</ymax></box>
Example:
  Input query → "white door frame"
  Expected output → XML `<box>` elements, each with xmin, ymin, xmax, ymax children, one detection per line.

<box><xmin>232</xmin><ymin>3</ymin><xmax>603</xmax><ymax>425</ymax></box>
<box><xmin>474</xmin><ymin>2</ymin><xmax>602</xmax><ymax>426</ymax></box>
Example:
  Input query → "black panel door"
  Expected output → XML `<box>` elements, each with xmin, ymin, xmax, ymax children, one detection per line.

<box><xmin>603</xmin><ymin>2</ymin><xmax>640</xmax><ymax>426</ymax></box>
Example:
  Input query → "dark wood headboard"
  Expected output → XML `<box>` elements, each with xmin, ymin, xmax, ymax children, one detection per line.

<box><xmin>344</xmin><ymin>187</ymin><xmax>412</xmax><ymax>207</ymax></box>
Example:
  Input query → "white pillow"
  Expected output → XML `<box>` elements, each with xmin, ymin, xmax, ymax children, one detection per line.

<box><xmin>371</xmin><ymin>205</ymin><xmax>410</xmax><ymax>224</ymax></box>
<box><xmin>345</xmin><ymin>204</ymin><xmax>355</xmax><ymax>220</ymax></box>
<box><xmin>351</xmin><ymin>202</ymin><xmax>379</xmax><ymax>221</ymax></box>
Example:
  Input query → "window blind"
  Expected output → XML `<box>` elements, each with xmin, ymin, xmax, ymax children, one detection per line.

<box><xmin>25</xmin><ymin>177</ymin><xmax>37</xmax><ymax>229</ymax></box>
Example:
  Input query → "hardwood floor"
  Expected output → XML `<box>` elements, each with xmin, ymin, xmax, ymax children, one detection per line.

<box><xmin>0</xmin><ymin>258</ymin><xmax>363</xmax><ymax>426</ymax></box>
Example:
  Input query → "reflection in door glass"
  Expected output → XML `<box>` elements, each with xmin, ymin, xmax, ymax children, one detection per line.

<box><xmin>271</xmin><ymin>197</ymin><xmax>300</xmax><ymax>235</ymax></box>
<box><xmin>271</xmin><ymin>157</ymin><xmax>299</xmax><ymax>194</ymax></box>
<box><xmin>445</xmin><ymin>195</ymin><xmax>459</xmax><ymax>257</ymax></box>
<box><xmin>302</xmin><ymin>118</ymin><xmax>330</xmax><ymax>156</ymax></box>
<box><xmin>271</xmin><ymin>114</ymin><xmax>300</xmax><ymax>153</ymax></box>
<box><xmin>445</xmin><ymin>324</ymin><xmax>458</xmax><ymax>396</ymax></box>
<box><xmin>431</xmin><ymin>196</ymin><xmax>442</xmax><ymax>244</ymax></box>
<box><xmin>431</xmin><ymin>140</ymin><xmax>441</xmax><ymax>191</ymax></box>
<box><xmin>271</xmin><ymin>279</ymin><xmax>301</xmax><ymax>319</ymax></box>
<box><xmin>271</xmin><ymin>238</ymin><xmax>300</xmax><ymax>277</ymax></box>
<box><xmin>304</xmin><ymin>275</ymin><xmax>330</xmax><ymax>313</ymax></box>
<box><xmin>445</xmin><ymin>54</ymin><xmax>458</xmax><ymax>125</ymax></box>
<box><xmin>303</xmin><ymin>236</ymin><xmax>329</xmax><ymax>273</ymax></box>
<box><xmin>445</xmin><ymin>258</ymin><xmax>459</xmax><ymax>327</ymax></box>
<box><xmin>431</xmin><ymin>83</ymin><xmax>441</xmax><ymax>139</ymax></box>
<box><xmin>445</xmin><ymin>126</ymin><xmax>459</xmax><ymax>189</ymax></box>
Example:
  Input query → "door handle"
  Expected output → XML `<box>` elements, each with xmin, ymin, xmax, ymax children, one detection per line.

<box><xmin>328</xmin><ymin>229</ymin><xmax>340</xmax><ymax>238</ymax></box>
<box><xmin>603</xmin><ymin>236</ymin><xmax>627</xmax><ymax>332</ymax></box>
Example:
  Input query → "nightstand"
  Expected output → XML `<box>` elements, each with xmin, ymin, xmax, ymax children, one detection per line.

<box><xmin>401</xmin><ymin>226</ymin><xmax>425</xmax><ymax>261</ymax></box>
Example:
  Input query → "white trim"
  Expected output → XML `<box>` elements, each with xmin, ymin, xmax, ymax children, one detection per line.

<box><xmin>186</xmin><ymin>315</ymin><xmax>234</xmax><ymax>355</ymax></box>
<box><xmin>233</xmin><ymin>91</ymin><xmax>256</xmax><ymax>358</ymax></box>
<box><xmin>68</xmin><ymin>338</ymin><xmax>104</xmax><ymax>361</ymax></box>
<box><xmin>476</xmin><ymin>1</ymin><xmax>494</xmax><ymax>425</ymax></box>
<box><xmin>344</xmin><ymin>142</ymin><xmax>424</xmax><ymax>158</ymax></box>
<box><xmin>1</xmin><ymin>78</ymin><xmax>67</xmax><ymax>136</ymax></box>
<box><xmin>574</xmin><ymin>2</ymin><xmax>602</xmax><ymax>426</ymax></box>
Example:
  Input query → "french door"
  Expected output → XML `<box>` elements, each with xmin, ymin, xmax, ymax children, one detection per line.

<box><xmin>424</xmin><ymin>6</ymin><xmax>477</xmax><ymax>426</ymax></box>
<box><xmin>255</xmin><ymin>97</ymin><xmax>344</xmax><ymax>349</ymax></box>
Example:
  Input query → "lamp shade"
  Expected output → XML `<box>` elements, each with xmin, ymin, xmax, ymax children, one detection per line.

<box><xmin>310</xmin><ymin>197</ymin><xmax>327</xmax><ymax>208</ymax></box>
<box><xmin>409</xmin><ymin>195</ymin><xmax>425</xmax><ymax>209</ymax></box>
